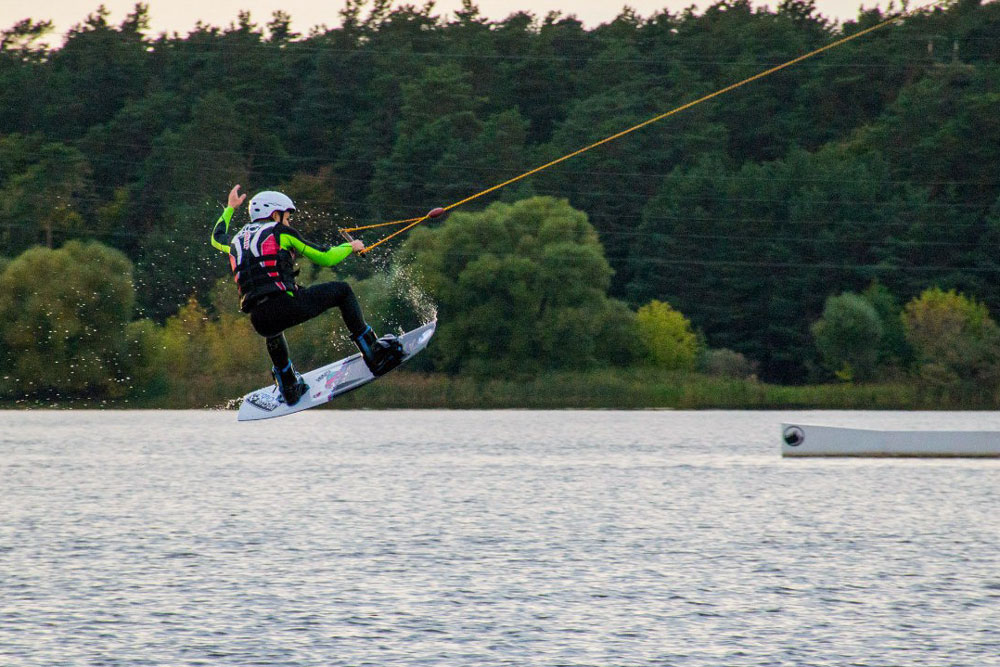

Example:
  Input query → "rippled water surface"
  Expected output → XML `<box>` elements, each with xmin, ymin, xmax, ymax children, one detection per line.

<box><xmin>2</xmin><ymin>410</ymin><xmax>998</xmax><ymax>666</ymax></box>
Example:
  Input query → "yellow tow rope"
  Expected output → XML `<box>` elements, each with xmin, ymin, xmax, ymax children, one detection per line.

<box><xmin>346</xmin><ymin>3</ymin><xmax>935</xmax><ymax>254</ymax></box>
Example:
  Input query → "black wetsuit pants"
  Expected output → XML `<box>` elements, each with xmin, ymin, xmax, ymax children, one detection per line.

<box><xmin>249</xmin><ymin>281</ymin><xmax>367</xmax><ymax>370</ymax></box>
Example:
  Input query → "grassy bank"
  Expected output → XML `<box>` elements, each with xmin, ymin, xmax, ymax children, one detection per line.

<box><xmin>282</xmin><ymin>369</ymin><xmax>964</xmax><ymax>410</ymax></box>
<box><xmin>6</xmin><ymin>368</ymin><xmax>989</xmax><ymax>411</ymax></box>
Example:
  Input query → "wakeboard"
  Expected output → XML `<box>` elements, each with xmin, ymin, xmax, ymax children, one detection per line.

<box><xmin>237</xmin><ymin>320</ymin><xmax>436</xmax><ymax>421</ymax></box>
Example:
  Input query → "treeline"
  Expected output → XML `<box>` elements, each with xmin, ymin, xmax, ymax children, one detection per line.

<box><xmin>0</xmin><ymin>199</ymin><xmax>728</xmax><ymax>405</ymax></box>
<box><xmin>1</xmin><ymin>0</ymin><xmax>999</xmax><ymax>385</ymax></box>
<box><xmin>3</xmin><ymin>198</ymin><xmax>1000</xmax><ymax>407</ymax></box>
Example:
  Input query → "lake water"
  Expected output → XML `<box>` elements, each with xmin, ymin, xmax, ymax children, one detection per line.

<box><xmin>1</xmin><ymin>410</ymin><xmax>998</xmax><ymax>666</ymax></box>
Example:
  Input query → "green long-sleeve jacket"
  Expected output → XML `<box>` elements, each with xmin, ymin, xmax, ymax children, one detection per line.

<box><xmin>211</xmin><ymin>206</ymin><xmax>354</xmax><ymax>310</ymax></box>
<box><xmin>211</xmin><ymin>206</ymin><xmax>353</xmax><ymax>266</ymax></box>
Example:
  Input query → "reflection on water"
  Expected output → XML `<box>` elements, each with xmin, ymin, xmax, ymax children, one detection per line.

<box><xmin>1</xmin><ymin>410</ymin><xmax>998</xmax><ymax>666</ymax></box>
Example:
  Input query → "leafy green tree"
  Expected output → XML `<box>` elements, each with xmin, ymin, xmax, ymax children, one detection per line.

<box><xmin>0</xmin><ymin>241</ymin><xmax>135</xmax><ymax>398</ymax></box>
<box><xmin>0</xmin><ymin>20</ymin><xmax>54</xmax><ymax>133</ymax></box>
<box><xmin>538</xmin><ymin>84</ymin><xmax>726</xmax><ymax>277</ymax></box>
<box><xmin>700</xmin><ymin>348</ymin><xmax>757</xmax><ymax>379</ymax></box>
<box><xmin>0</xmin><ymin>18</ymin><xmax>52</xmax><ymax>53</ymax></box>
<box><xmin>0</xmin><ymin>142</ymin><xmax>92</xmax><ymax>252</ymax></box>
<box><xmin>811</xmin><ymin>292</ymin><xmax>883</xmax><ymax>382</ymax></box>
<box><xmin>698</xmin><ymin>0</ymin><xmax>829</xmax><ymax>161</ymax></box>
<box><xmin>401</xmin><ymin>196</ymin><xmax>635</xmax><ymax>374</ymax></box>
<box><xmin>442</xmin><ymin>1</ymin><xmax>505</xmax><ymax>112</ymax></box>
<box><xmin>133</xmin><ymin>91</ymin><xmax>251</xmax><ymax>319</ymax></box>
<box><xmin>122</xmin><ymin>318</ymin><xmax>167</xmax><ymax>399</ymax></box>
<box><xmin>857</xmin><ymin>61</ymin><xmax>1000</xmax><ymax>214</ymax></box>
<box><xmin>850</xmin><ymin>59</ymin><xmax>1000</xmax><ymax>306</ymax></box>
<box><xmin>0</xmin><ymin>133</ymin><xmax>46</xmax><ymax>189</ymax></box>
<box><xmin>636</xmin><ymin>300</ymin><xmax>699</xmax><ymax>370</ymax></box>
<box><xmin>369</xmin><ymin>63</ymin><xmax>484</xmax><ymax>219</ymax></box>
<box><xmin>434</xmin><ymin>108</ymin><xmax>530</xmax><ymax>208</ymax></box>
<box><xmin>901</xmin><ymin>287</ymin><xmax>1000</xmax><ymax>389</ymax></box>
<box><xmin>631</xmin><ymin>145</ymin><xmax>931</xmax><ymax>382</ymax></box>
<box><xmin>159</xmin><ymin>296</ymin><xmax>215</xmax><ymax>403</ymax></box>
<box><xmin>42</xmin><ymin>5</ymin><xmax>151</xmax><ymax>139</ymax></box>
<box><xmin>287</xmin><ymin>11</ymin><xmax>375</xmax><ymax>170</ymax></box>
<box><xmin>593</xmin><ymin>299</ymin><xmax>642</xmax><ymax>368</ymax></box>
<box><xmin>861</xmin><ymin>282</ymin><xmax>911</xmax><ymax>369</ymax></box>
<box><xmin>79</xmin><ymin>92</ymin><xmax>189</xmax><ymax>204</ymax></box>
<box><xmin>277</xmin><ymin>166</ymin><xmax>342</xmax><ymax>237</ymax></box>
<box><xmin>494</xmin><ymin>12</ymin><xmax>592</xmax><ymax>144</ymax></box>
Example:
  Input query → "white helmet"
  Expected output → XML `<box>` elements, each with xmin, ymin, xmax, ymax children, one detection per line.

<box><xmin>248</xmin><ymin>191</ymin><xmax>296</xmax><ymax>222</ymax></box>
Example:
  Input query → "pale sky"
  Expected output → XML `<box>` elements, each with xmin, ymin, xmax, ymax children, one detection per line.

<box><xmin>2</xmin><ymin>0</ymin><xmax>886</xmax><ymax>43</ymax></box>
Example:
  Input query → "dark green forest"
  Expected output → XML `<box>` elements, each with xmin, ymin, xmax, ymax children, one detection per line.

<box><xmin>1</xmin><ymin>0</ymin><xmax>999</xmax><ymax>400</ymax></box>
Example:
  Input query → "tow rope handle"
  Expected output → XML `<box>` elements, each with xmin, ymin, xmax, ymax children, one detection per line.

<box><xmin>343</xmin><ymin>208</ymin><xmax>447</xmax><ymax>254</ymax></box>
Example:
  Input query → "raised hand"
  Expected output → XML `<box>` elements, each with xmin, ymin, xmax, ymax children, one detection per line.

<box><xmin>228</xmin><ymin>184</ymin><xmax>247</xmax><ymax>209</ymax></box>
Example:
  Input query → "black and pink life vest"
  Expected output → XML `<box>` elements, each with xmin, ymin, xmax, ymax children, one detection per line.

<box><xmin>229</xmin><ymin>222</ymin><xmax>298</xmax><ymax>312</ymax></box>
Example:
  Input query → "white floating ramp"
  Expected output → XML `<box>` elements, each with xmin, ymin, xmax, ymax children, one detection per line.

<box><xmin>781</xmin><ymin>423</ymin><xmax>1000</xmax><ymax>458</ymax></box>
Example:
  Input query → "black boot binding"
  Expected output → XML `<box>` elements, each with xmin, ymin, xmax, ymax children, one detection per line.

<box><xmin>353</xmin><ymin>326</ymin><xmax>405</xmax><ymax>376</ymax></box>
<box><xmin>272</xmin><ymin>362</ymin><xmax>308</xmax><ymax>406</ymax></box>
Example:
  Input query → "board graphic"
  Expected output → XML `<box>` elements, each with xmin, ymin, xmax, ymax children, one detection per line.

<box><xmin>237</xmin><ymin>320</ymin><xmax>436</xmax><ymax>421</ymax></box>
